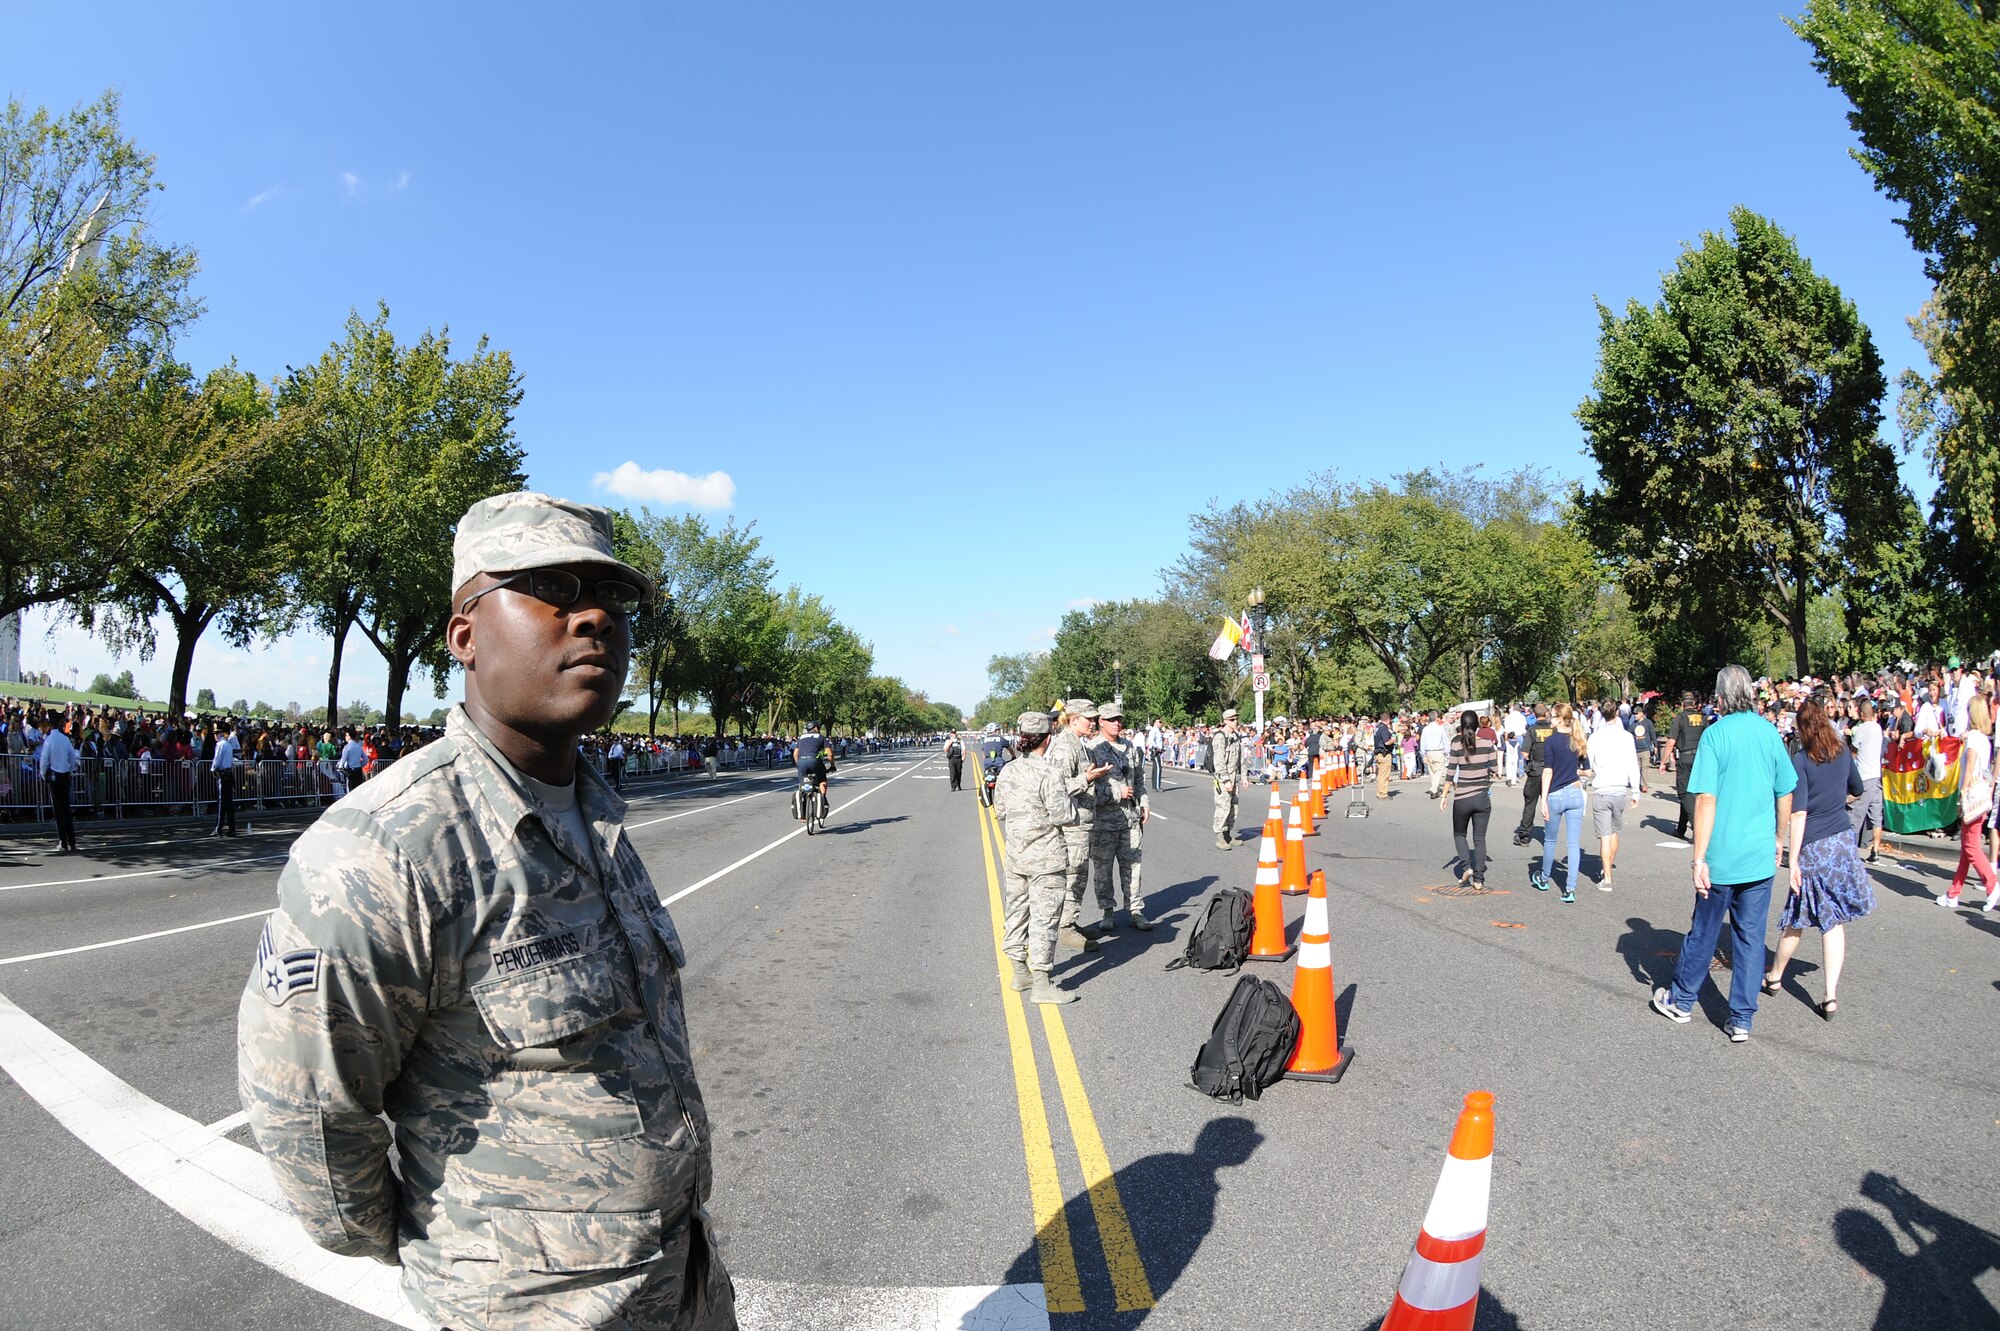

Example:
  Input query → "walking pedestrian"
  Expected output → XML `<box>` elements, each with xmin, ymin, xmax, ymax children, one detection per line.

<box><xmin>1210</xmin><ymin>708</ymin><xmax>1245</xmax><ymax>849</ymax></box>
<box><xmin>1439</xmin><ymin>710</ymin><xmax>1498</xmax><ymax>889</ymax></box>
<box><xmin>1514</xmin><ymin>704</ymin><xmax>1552</xmax><ymax>846</ymax></box>
<box><xmin>1765</xmin><ymin>696</ymin><xmax>1874</xmax><ymax>1017</ymax></box>
<box><xmin>944</xmin><ymin>731</ymin><xmax>964</xmax><ymax>790</ymax></box>
<box><xmin>1662</xmin><ymin>691</ymin><xmax>1709</xmax><ymax>842</ymax></box>
<box><xmin>236</xmin><ymin>490</ymin><xmax>735</xmax><ymax>1330</ymax></box>
<box><xmin>1373</xmin><ymin>713</ymin><xmax>1395</xmax><ymax>800</ymax></box>
<box><xmin>605</xmin><ymin>735</ymin><xmax>626</xmax><ymax>791</ymax></box>
<box><xmin>1651</xmin><ymin>664</ymin><xmax>1797</xmax><ymax>1043</ymax></box>
<box><xmin>993</xmin><ymin>710</ymin><xmax>1081</xmax><ymax>1004</ymax></box>
<box><xmin>1588</xmin><ymin>711</ymin><xmax>1641</xmax><ymax>890</ymax></box>
<box><xmin>36</xmin><ymin>718</ymin><xmax>79</xmax><ymax>854</ymax></box>
<box><xmin>1047</xmin><ymin>700</ymin><xmax>1112</xmax><ymax>948</ymax></box>
<box><xmin>1943</xmin><ymin>694</ymin><xmax>1996</xmax><ymax>909</ymax></box>
<box><xmin>211</xmin><ymin>721</ymin><xmax>239</xmax><ymax>837</ymax></box>
<box><xmin>1422</xmin><ymin>711</ymin><xmax>1450</xmax><ymax>800</ymax></box>
<box><xmin>1532</xmin><ymin>703</ymin><xmax>1589</xmax><ymax>902</ymax></box>
<box><xmin>1848</xmin><ymin>697</ymin><xmax>1886</xmax><ymax>862</ymax></box>
<box><xmin>1089</xmin><ymin>703</ymin><xmax>1150</xmax><ymax>930</ymax></box>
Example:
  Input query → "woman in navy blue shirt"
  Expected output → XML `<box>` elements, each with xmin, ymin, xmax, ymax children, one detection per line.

<box><xmin>1534</xmin><ymin>702</ymin><xmax>1589</xmax><ymax>901</ymax></box>
<box><xmin>1765</xmin><ymin>697</ymin><xmax>1872</xmax><ymax>1018</ymax></box>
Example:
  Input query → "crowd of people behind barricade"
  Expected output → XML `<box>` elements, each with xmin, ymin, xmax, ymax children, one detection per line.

<box><xmin>1</xmin><ymin>690</ymin><xmax>940</xmax><ymax>839</ymax></box>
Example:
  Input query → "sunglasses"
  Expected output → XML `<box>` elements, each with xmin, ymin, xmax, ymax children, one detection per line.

<box><xmin>460</xmin><ymin>568</ymin><xmax>646</xmax><ymax>617</ymax></box>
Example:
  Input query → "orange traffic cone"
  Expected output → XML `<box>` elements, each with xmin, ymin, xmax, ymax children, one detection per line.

<box><xmin>1296</xmin><ymin>783</ymin><xmax>1318</xmax><ymax>837</ymax></box>
<box><xmin>1247</xmin><ymin>814</ymin><xmax>1296</xmax><ymax>962</ymax></box>
<box><xmin>1265</xmin><ymin>779</ymin><xmax>1283</xmax><ymax>826</ymax></box>
<box><xmin>1380</xmin><ymin>1092</ymin><xmax>1496</xmax><ymax>1331</ymax></box>
<box><xmin>1335</xmin><ymin>753</ymin><xmax>1350</xmax><ymax>790</ymax></box>
<box><xmin>1312</xmin><ymin>763</ymin><xmax>1328</xmax><ymax>818</ymax></box>
<box><xmin>1284</xmin><ymin>869</ymin><xmax>1351</xmax><ymax>1082</ymax></box>
<box><xmin>1280</xmin><ymin>800</ymin><xmax>1309</xmax><ymax>895</ymax></box>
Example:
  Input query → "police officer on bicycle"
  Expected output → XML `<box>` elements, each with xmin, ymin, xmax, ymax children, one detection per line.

<box><xmin>795</xmin><ymin>722</ymin><xmax>835</xmax><ymax>817</ymax></box>
<box><xmin>977</xmin><ymin>722</ymin><xmax>1016</xmax><ymax>805</ymax></box>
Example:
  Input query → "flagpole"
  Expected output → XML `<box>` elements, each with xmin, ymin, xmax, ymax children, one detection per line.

<box><xmin>1247</xmin><ymin>588</ymin><xmax>1267</xmax><ymax>734</ymax></box>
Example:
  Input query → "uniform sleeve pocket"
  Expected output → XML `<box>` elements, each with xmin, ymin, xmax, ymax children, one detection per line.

<box><xmin>490</xmin><ymin>1206</ymin><xmax>672</xmax><ymax>1274</ymax></box>
<box><xmin>470</xmin><ymin>948</ymin><xmax>633</xmax><ymax>1049</ymax></box>
<box><xmin>646</xmin><ymin>902</ymin><xmax>688</xmax><ymax>971</ymax></box>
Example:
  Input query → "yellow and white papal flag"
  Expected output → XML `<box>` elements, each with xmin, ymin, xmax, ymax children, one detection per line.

<box><xmin>1207</xmin><ymin>615</ymin><xmax>1246</xmax><ymax>661</ymax></box>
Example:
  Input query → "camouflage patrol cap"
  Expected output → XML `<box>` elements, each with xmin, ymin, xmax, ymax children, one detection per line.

<box><xmin>1018</xmin><ymin>710</ymin><xmax>1052</xmax><ymax>735</ymax></box>
<box><xmin>1064</xmin><ymin>698</ymin><xmax>1098</xmax><ymax>718</ymax></box>
<box><xmin>1221</xmin><ymin>707</ymin><xmax>1239</xmax><ymax>720</ymax></box>
<box><xmin>1097</xmin><ymin>702</ymin><xmax>1124</xmax><ymax>721</ymax></box>
<box><xmin>451</xmin><ymin>492</ymin><xmax>653</xmax><ymax>598</ymax></box>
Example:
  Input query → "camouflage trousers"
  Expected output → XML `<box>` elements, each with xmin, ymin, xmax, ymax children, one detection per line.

<box><xmin>1089</xmin><ymin>817</ymin><xmax>1143</xmax><ymax>915</ymax></box>
<box><xmin>1002</xmin><ymin>866</ymin><xmax>1067</xmax><ymax>971</ymax></box>
<box><xmin>1212</xmin><ymin>781</ymin><xmax>1238</xmax><ymax>838</ymax></box>
<box><xmin>1056</xmin><ymin>825</ymin><xmax>1094</xmax><ymax>930</ymax></box>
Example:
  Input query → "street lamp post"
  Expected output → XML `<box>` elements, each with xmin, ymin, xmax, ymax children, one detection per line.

<box><xmin>1246</xmin><ymin>587</ymin><xmax>1268</xmax><ymax>734</ymax></box>
<box><xmin>1112</xmin><ymin>657</ymin><xmax>1122</xmax><ymax>707</ymax></box>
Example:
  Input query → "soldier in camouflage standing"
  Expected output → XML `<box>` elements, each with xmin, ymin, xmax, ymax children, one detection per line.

<box><xmin>1046</xmin><ymin>698</ymin><xmax>1114</xmax><ymax>949</ymax></box>
<box><xmin>993</xmin><ymin>710</ymin><xmax>1082</xmax><ymax>1003</ymax></box>
<box><xmin>1211</xmin><ymin>706</ymin><xmax>1246</xmax><ymax>849</ymax></box>
<box><xmin>1090</xmin><ymin>702</ymin><xmax>1152</xmax><ymax>929</ymax></box>
<box><xmin>237</xmin><ymin>492</ymin><xmax>735</xmax><ymax>1331</ymax></box>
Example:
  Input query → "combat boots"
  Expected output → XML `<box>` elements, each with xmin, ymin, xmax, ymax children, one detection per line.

<box><xmin>1215</xmin><ymin>834</ymin><xmax>1233</xmax><ymax>850</ymax></box>
<box><xmin>1056</xmin><ymin>925</ymin><xmax>1100</xmax><ymax>952</ymax></box>
<box><xmin>1009</xmin><ymin>958</ymin><xmax>1032</xmax><ymax>991</ymax></box>
<box><xmin>1029</xmin><ymin>971</ymin><xmax>1077</xmax><ymax>1004</ymax></box>
<box><xmin>1128</xmin><ymin>909</ymin><xmax>1153</xmax><ymax>931</ymax></box>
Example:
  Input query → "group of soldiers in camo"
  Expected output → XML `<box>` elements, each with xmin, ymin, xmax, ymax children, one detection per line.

<box><xmin>990</xmin><ymin>697</ymin><xmax>1150</xmax><ymax>1004</ymax></box>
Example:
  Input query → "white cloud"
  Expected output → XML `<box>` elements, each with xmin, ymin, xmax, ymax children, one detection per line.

<box><xmin>591</xmin><ymin>462</ymin><xmax>735</xmax><ymax>509</ymax></box>
<box><xmin>393</xmin><ymin>170</ymin><xmax>411</xmax><ymax>189</ymax></box>
<box><xmin>1037</xmin><ymin>626</ymin><xmax>1057</xmax><ymax>641</ymax></box>
<box><xmin>1066</xmin><ymin>597</ymin><xmax>1100</xmax><ymax>610</ymax></box>
<box><xmin>340</xmin><ymin>171</ymin><xmax>360</xmax><ymax>196</ymax></box>
<box><xmin>942</xmin><ymin>624</ymin><xmax>961</xmax><ymax>636</ymax></box>
<box><xmin>244</xmin><ymin>184</ymin><xmax>281</xmax><ymax>211</ymax></box>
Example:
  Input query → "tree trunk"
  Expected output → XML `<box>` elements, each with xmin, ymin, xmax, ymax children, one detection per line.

<box><xmin>1790</xmin><ymin>564</ymin><xmax>1812</xmax><ymax>678</ymax></box>
<box><xmin>325</xmin><ymin>604</ymin><xmax>355</xmax><ymax>727</ymax></box>
<box><xmin>165</xmin><ymin>605</ymin><xmax>218</xmax><ymax>720</ymax></box>
<box><xmin>385</xmin><ymin>654</ymin><xmax>412</xmax><ymax>730</ymax></box>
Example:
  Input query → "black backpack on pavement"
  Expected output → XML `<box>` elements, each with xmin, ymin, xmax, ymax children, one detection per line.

<box><xmin>1189</xmin><ymin>975</ymin><xmax>1300</xmax><ymax>1103</ymax></box>
<box><xmin>1166</xmin><ymin>888</ymin><xmax>1254</xmax><ymax>974</ymax></box>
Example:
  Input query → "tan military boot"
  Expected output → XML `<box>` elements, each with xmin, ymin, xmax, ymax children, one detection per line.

<box><xmin>1029</xmin><ymin>971</ymin><xmax>1077</xmax><ymax>1004</ymax></box>
<box><xmin>1057</xmin><ymin>925</ymin><xmax>1100</xmax><ymax>952</ymax></box>
<box><xmin>1009</xmin><ymin>957</ymin><xmax>1032</xmax><ymax>991</ymax></box>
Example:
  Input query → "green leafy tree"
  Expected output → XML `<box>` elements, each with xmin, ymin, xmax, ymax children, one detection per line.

<box><xmin>195</xmin><ymin>687</ymin><xmax>216</xmax><ymax>709</ymax></box>
<box><xmin>280</xmin><ymin>304</ymin><xmax>523</xmax><ymax>726</ymax></box>
<box><xmin>87</xmin><ymin>669</ymin><xmax>139</xmax><ymax>699</ymax></box>
<box><xmin>1575</xmin><ymin>207</ymin><xmax>1898</xmax><ymax>677</ymax></box>
<box><xmin>1794</xmin><ymin>1</ymin><xmax>2000</xmax><ymax>644</ymax></box>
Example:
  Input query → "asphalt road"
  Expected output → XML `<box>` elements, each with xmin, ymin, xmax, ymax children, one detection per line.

<box><xmin>1</xmin><ymin>747</ymin><xmax>1995</xmax><ymax>1330</ymax></box>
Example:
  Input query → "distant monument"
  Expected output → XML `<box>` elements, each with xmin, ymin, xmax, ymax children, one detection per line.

<box><xmin>0</xmin><ymin>611</ymin><xmax>17</xmax><ymax>684</ymax></box>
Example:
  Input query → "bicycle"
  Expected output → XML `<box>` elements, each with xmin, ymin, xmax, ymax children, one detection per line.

<box><xmin>793</xmin><ymin>772</ymin><xmax>829</xmax><ymax>834</ymax></box>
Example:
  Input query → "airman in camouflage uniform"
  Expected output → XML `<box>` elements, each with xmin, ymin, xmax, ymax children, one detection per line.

<box><xmin>992</xmin><ymin>710</ymin><xmax>1081</xmax><ymax>1004</ymax></box>
<box><xmin>237</xmin><ymin>492</ymin><xmax>734</xmax><ymax>1331</ymax></box>
<box><xmin>1044</xmin><ymin>698</ymin><xmax>1110</xmax><ymax>950</ymax></box>
<box><xmin>1211</xmin><ymin>707</ymin><xmax>1246</xmax><ymax>849</ymax></box>
<box><xmin>1089</xmin><ymin>703</ymin><xmax>1151</xmax><ymax>930</ymax></box>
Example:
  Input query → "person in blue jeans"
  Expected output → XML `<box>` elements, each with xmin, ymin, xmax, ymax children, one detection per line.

<box><xmin>1533</xmin><ymin>702</ymin><xmax>1590</xmax><ymax>902</ymax></box>
<box><xmin>1651</xmin><ymin>664</ymin><xmax>1797</xmax><ymax>1043</ymax></box>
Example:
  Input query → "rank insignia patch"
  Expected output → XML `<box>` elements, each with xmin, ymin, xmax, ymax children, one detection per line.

<box><xmin>256</xmin><ymin>919</ymin><xmax>322</xmax><ymax>1007</ymax></box>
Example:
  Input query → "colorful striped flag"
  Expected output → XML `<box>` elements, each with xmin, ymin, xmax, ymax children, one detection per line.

<box><xmin>1883</xmin><ymin>736</ymin><xmax>1963</xmax><ymax>834</ymax></box>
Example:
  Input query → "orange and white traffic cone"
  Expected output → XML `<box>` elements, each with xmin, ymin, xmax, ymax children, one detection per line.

<box><xmin>1265</xmin><ymin>779</ymin><xmax>1284</xmax><ymax>826</ymax></box>
<box><xmin>1296</xmin><ymin>782</ymin><xmax>1318</xmax><ymax>837</ymax></box>
<box><xmin>1380</xmin><ymin>1091</ymin><xmax>1496</xmax><ymax>1331</ymax></box>
<box><xmin>1279</xmin><ymin>799</ymin><xmax>1309</xmax><ymax>895</ymax></box>
<box><xmin>1284</xmin><ymin>869</ymin><xmax>1351</xmax><ymax>1082</ymax></box>
<box><xmin>1311</xmin><ymin>765</ymin><xmax>1328</xmax><ymax>820</ymax></box>
<box><xmin>1247</xmin><ymin>813</ymin><xmax>1295</xmax><ymax>962</ymax></box>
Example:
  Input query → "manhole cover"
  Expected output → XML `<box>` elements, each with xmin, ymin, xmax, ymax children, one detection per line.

<box><xmin>1429</xmin><ymin>883</ymin><xmax>1505</xmax><ymax>899</ymax></box>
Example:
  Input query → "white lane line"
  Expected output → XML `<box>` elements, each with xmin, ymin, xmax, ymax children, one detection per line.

<box><xmin>1656</xmin><ymin>840</ymin><xmax>1692</xmax><ymax>849</ymax></box>
<box><xmin>736</xmin><ymin>1277</ymin><xmax>1048</xmax><ymax>1330</ymax></box>
<box><xmin>661</xmin><ymin>757</ymin><xmax>934</xmax><ymax>906</ymax></box>
<box><xmin>203</xmin><ymin>1109</ymin><xmax>250</xmax><ymax>1136</ymax></box>
<box><xmin>0</xmin><ymin>909</ymin><xmax>276</xmax><ymax>968</ymax></box>
<box><xmin>0</xmin><ymin>988</ymin><xmax>428</xmax><ymax>1329</ymax></box>
<box><xmin>0</xmin><ymin>853</ymin><xmax>288</xmax><ymax>894</ymax></box>
<box><xmin>627</xmin><ymin>783</ymin><xmax>788</xmax><ymax>830</ymax></box>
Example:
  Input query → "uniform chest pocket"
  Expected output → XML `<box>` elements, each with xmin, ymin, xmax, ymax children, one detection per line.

<box><xmin>470</xmin><ymin>945</ymin><xmax>637</xmax><ymax>1050</ymax></box>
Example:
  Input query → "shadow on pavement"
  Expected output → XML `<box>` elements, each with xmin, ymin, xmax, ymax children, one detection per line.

<box><xmin>1354</xmin><ymin>1289</ymin><xmax>1525</xmax><ymax>1331</ymax></box>
<box><xmin>1008</xmin><ymin>1116</ymin><xmax>1262</xmax><ymax>1326</ymax></box>
<box><xmin>1614</xmin><ymin>915</ymin><xmax>1685</xmax><ymax>988</ymax></box>
<box><xmin>822</xmin><ymin>815</ymin><xmax>909</xmax><ymax>836</ymax></box>
<box><xmin>1835</xmin><ymin>1170</ymin><xmax>2000</xmax><ymax>1330</ymax></box>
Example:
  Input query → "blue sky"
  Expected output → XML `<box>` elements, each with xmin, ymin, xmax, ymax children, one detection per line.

<box><xmin>14</xmin><ymin>2</ymin><xmax>1936</xmax><ymax>716</ymax></box>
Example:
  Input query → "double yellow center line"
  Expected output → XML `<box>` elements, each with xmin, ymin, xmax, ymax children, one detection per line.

<box><xmin>974</xmin><ymin>799</ymin><xmax>1155</xmax><ymax>1314</ymax></box>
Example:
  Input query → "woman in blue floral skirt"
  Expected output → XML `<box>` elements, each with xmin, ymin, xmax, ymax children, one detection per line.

<box><xmin>1765</xmin><ymin>696</ymin><xmax>1874</xmax><ymax>1019</ymax></box>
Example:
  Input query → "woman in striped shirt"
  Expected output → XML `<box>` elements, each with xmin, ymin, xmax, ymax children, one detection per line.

<box><xmin>1440</xmin><ymin>710</ymin><xmax>1500</xmax><ymax>890</ymax></box>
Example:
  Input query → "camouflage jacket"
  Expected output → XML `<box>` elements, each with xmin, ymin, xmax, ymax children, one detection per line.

<box><xmin>1090</xmin><ymin>735</ymin><xmax>1148</xmax><ymax>826</ymax></box>
<box><xmin>1211</xmin><ymin>728</ymin><xmax>1246</xmax><ymax>785</ymax></box>
<box><xmin>993</xmin><ymin>751</ymin><xmax>1079</xmax><ymax>874</ymax></box>
<box><xmin>1044</xmin><ymin>725</ymin><xmax>1099</xmax><ymax>828</ymax></box>
<box><xmin>236</xmin><ymin>706</ymin><xmax>732</xmax><ymax>1331</ymax></box>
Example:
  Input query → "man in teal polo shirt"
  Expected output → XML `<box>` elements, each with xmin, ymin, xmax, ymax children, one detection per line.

<box><xmin>1651</xmin><ymin>664</ymin><xmax>1796</xmax><ymax>1042</ymax></box>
